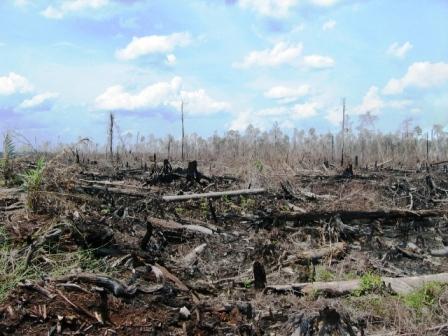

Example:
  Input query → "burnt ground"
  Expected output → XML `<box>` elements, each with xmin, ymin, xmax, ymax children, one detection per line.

<box><xmin>1</xmin><ymin>158</ymin><xmax>448</xmax><ymax>335</ymax></box>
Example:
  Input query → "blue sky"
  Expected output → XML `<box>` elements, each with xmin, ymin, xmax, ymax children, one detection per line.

<box><xmin>0</xmin><ymin>0</ymin><xmax>447</xmax><ymax>144</ymax></box>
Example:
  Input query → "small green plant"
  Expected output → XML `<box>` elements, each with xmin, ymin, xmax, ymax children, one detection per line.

<box><xmin>0</xmin><ymin>224</ymin><xmax>110</xmax><ymax>302</ymax></box>
<box><xmin>240</xmin><ymin>196</ymin><xmax>256</xmax><ymax>210</ymax></box>
<box><xmin>254</xmin><ymin>160</ymin><xmax>263</xmax><ymax>173</ymax></box>
<box><xmin>21</xmin><ymin>158</ymin><xmax>45</xmax><ymax>211</ymax></box>
<box><xmin>200</xmin><ymin>198</ymin><xmax>208</xmax><ymax>216</ymax></box>
<box><xmin>315</xmin><ymin>265</ymin><xmax>335</xmax><ymax>282</ymax></box>
<box><xmin>222</xmin><ymin>194</ymin><xmax>231</xmax><ymax>204</ymax></box>
<box><xmin>355</xmin><ymin>272</ymin><xmax>383</xmax><ymax>296</ymax></box>
<box><xmin>402</xmin><ymin>282</ymin><xmax>444</xmax><ymax>312</ymax></box>
<box><xmin>1</xmin><ymin>133</ymin><xmax>15</xmax><ymax>185</ymax></box>
<box><xmin>243</xmin><ymin>278</ymin><xmax>253</xmax><ymax>288</ymax></box>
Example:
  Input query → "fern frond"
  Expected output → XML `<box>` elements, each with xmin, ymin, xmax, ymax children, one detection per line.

<box><xmin>2</xmin><ymin>133</ymin><xmax>15</xmax><ymax>161</ymax></box>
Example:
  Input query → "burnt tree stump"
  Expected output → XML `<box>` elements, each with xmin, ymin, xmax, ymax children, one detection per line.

<box><xmin>253</xmin><ymin>261</ymin><xmax>266</xmax><ymax>289</ymax></box>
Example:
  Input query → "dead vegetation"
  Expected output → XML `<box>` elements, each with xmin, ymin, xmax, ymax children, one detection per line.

<box><xmin>1</xmin><ymin>126</ymin><xmax>448</xmax><ymax>335</ymax></box>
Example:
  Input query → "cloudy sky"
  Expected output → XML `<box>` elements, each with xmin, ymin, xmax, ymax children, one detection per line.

<box><xmin>0</xmin><ymin>0</ymin><xmax>447</xmax><ymax>143</ymax></box>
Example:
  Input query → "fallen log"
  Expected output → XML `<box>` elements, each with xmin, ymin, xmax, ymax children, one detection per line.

<box><xmin>182</xmin><ymin>243</ymin><xmax>207</xmax><ymax>267</ymax></box>
<box><xmin>430</xmin><ymin>247</ymin><xmax>448</xmax><ymax>257</ymax></box>
<box><xmin>266</xmin><ymin>272</ymin><xmax>448</xmax><ymax>296</ymax></box>
<box><xmin>162</xmin><ymin>188</ymin><xmax>265</xmax><ymax>202</ymax></box>
<box><xmin>148</xmin><ymin>217</ymin><xmax>214</xmax><ymax>235</ymax></box>
<box><xmin>282</xmin><ymin>242</ymin><xmax>347</xmax><ymax>266</ymax></box>
<box><xmin>274</xmin><ymin>209</ymin><xmax>448</xmax><ymax>223</ymax></box>
<box><xmin>56</xmin><ymin>273</ymin><xmax>137</xmax><ymax>298</ymax></box>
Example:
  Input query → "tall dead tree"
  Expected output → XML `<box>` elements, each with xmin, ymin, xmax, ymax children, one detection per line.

<box><xmin>181</xmin><ymin>100</ymin><xmax>185</xmax><ymax>161</ymax></box>
<box><xmin>340</xmin><ymin>98</ymin><xmax>346</xmax><ymax>167</ymax></box>
<box><xmin>107</xmin><ymin>112</ymin><xmax>114</xmax><ymax>162</ymax></box>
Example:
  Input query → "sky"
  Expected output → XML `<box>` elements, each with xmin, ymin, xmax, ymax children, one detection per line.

<box><xmin>0</xmin><ymin>0</ymin><xmax>447</xmax><ymax>144</ymax></box>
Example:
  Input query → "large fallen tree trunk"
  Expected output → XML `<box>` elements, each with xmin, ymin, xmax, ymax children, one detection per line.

<box><xmin>274</xmin><ymin>209</ymin><xmax>448</xmax><ymax>223</ymax></box>
<box><xmin>162</xmin><ymin>188</ymin><xmax>265</xmax><ymax>202</ymax></box>
<box><xmin>282</xmin><ymin>242</ymin><xmax>347</xmax><ymax>266</ymax></box>
<box><xmin>148</xmin><ymin>217</ymin><xmax>214</xmax><ymax>235</ymax></box>
<box><xmin>266</xmin><ymin>272</ymin><xmax>448</xmax><ymax>296</ymax></box>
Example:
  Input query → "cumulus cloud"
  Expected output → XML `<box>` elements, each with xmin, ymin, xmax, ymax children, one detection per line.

<box><xmin>291</xmin><ymin>102</ymin><xmax>319</xmax><ymax>118</ymax></box>
<box><xmin>19</xmin><ymin>92</ymin><xmax>59</xmax><ymax>110</ymax></box>
<box><xmin>116</xmin><ymin>32</ymin><xmax>192</xmax><ymax>61</ymax></box>
<box><xmin>165</xmin><ymin>54</ymin><xmax>177</xmax><ymax>66</ymax></box>
<box><xmin>0</xmin><ymin>72</ymin><xmax>33</xmax><ymax>95</ymax></box>
<box><xmin>264</xmin><ymin>84</ymin><xmax>310</xmax><ymax>103</ymax></box>
<box><xmin>238</xmin><ymin>0</ymin><xmax>298</xmax><ymax>18</ymax></box>
<box><xmin>355</xmin><ymin>86</ymin><xmax>384</xmax><ymax>115</ymax></box>
<box><xmin>303</xmin><ymin>55</ymin><xmax>335</xmax><ymax>69</ymax></box>
<box><xmin>234</xmin><ymin>42</ymin><xmax>303</xmax><ymax>68</ymax></box>
<box><xmin>387</xmin><ymin>41</ymin><xmax>413</xmax><ymax>59</ymax></box>
<box><xmin>237</xmin><ymin>0</ymin><xmax>339</xmax><ymax>17</ymax></box>
<box><xmin>355</xmin><ymin>86</ymin><xmax>413</xmax><ymax>115</ymax></box>
<box><xmin>383</xmin><ymin>62</ymin><xmax>448</xmax><ymax>95</ymax></box>
<box><xmin>41</xmin><ymin>0</ymin><xmax>109</xmax><ymax>19</ymax></box>
<box><xmin>234</xmin><ymin>42</ymin><xmax>334</xmax><ymax>69</ymax></box>
<box><xmin>95</xmin><ymin>77</ymin><xmax>229</xmax><ymax>116</ymax></box>
<box><xmin>229</xmin><ymin>99</ymin><xmax>320</xmax><ymax>131</ymax></box>
<box><xmin>322</xmin><ymin>19</ymin><xmax>336</xmax><ymax>31</ymax></box>
<box><xmin>310</xmin><ymin>0</ymin><xmax>339</xmax><ymax>6</ymax></box>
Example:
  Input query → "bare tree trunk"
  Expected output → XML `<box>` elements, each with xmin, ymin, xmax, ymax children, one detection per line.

<box><xmin>107</xmin><ymin>112</ymin><xmax>114</xmax><ymax>163</ymax></box>
<box><xmin>181</xmin><ymin>100</ymin><xmax>185</xmax><ymax>161</ymax></box>
<box><xmin>341</xmin><ymin>98</ymin><xmax>346</xmax><ymax>167</ymax></box>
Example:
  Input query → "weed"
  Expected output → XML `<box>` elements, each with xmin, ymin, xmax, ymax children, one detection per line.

<box><xmin>243</xmin><ymin>278</ymin><xmax>253</xmax><ymax>288</ymax></box>
<box><xmin>21</xmin><ymin>158</ymin><xmax>45</xmax><ymax>211</ymax></box>
<box><xmin>354</xmin><ymin>272</ymin><xmax>383</xmax><ymax>296</ymax></box>
<box><xmin>200</xmin><ymin>198</ymin><xmax>208</xmax><ymax>216</ymax></box>
<box><xmin>0</xmin><ymin>224</ymin><xmax>109</xmax><ymax>302</ymax></box>
<box><xmin>240</xmin><ymin>196</ymin><xmax>256</xmax><ymax>210</ymax></box>
<box><xmin>402</xmin><ymin>282</ymin><xmax>444</xmax><ymax>314</ymax></box>
<box><xmin>254</xmin><ymin>160</ymin><xmax>263</xmax><ymax>173</ymax></box>
<box><xmin>315</xmin><ymin>265</ymin><xmax>335</xmax><ymax>282</ymax></box>
<box><xmin>1</xmin><ymin>133</ymin><xmax>15</xmax><ymax>186</ymax></box>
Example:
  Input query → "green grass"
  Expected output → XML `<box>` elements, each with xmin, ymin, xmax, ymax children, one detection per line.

<box><xmin>21</xmin><ymin>158</ymin><xmax>45</xmax><ymax>211</ymax></box>
<box><xmin>402</xmin><ymin>282</ymin><xmax>444</xmax><ymax>317</ymax></box>
<box><xmin>354</xmin><ymin>272</ymin><xmax>383</xmax><ymax>296</ymax></box>
<box><xmin>0</xmin><ymin>224</ymin><xmax>110</xmax><ymax>302</ymax></box>
<box><xmin>314</xmin><ymin>265</ymin><xmax>336</xmax><ymax>282</ymax></box>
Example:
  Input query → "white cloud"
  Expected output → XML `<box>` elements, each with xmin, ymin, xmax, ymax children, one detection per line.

<box><xmin>237</xmin><ymin>0</ymin><xmax>339</xmax><ymax>17</ymax></box>
<box><xmin>355</xmin><ymin>86</ymin><xmax>384</xmax><ymax>115</ymax></box>
<box><xmin>264</xmin><ymin>85</ymin><xmax>310</xmax><ymax>103</ymax></box>
<box><xmin>303</xmin><ymin>55</ymin><xmax>335</xmax><ymax>69</ymax></box>
<box><xmin>14</xmin><ymin>0</ymin><xmax>29</xmax><ymax>7</ymax></box>
<box><xmin>229</xmin><ymin>110</ymin><xmax>254</xmax><ymax>131</ymax></box>
<box><xmin>41</xmin><ymin>0</ymin><xmax>109</xmax><ymax>19</ymax></box>
<box><xmin>0</xmin><ymin>72</ymin><xmax>33</xmax><ymax>95</ymax></box>
<box><xmin>322</xmin><ymin>19</ymin><xmax>336</xmax><ymax>31</ymax></box>
<box><xmin>291</xmin><ymin>102</ymin><xmax>319</xmax><ymax>119</ymax></box>
<box><xmin>256</xmin><ymin>106</ymin><xmax>288</xmax><ymax>117</ymax></box>
<box><xmin>19</xmin><ymin>92</ymin><xmax>59</xmax><ymax>109</ymax></box>
<box><xmin>383</xmin><ymin>62</ymin><xmax>448</xmax><ymax>95</ymax></box>
<box><xmin>311</xmin><ymin>0</ymin><xmax>339</xmax><ymax>6</ymax></box>
<box><xmin>355</xmin><ymin>86</ymin><xmax>414</xmax><ymax>115</ymax></box>
<box><xmin>238</xmin><ymin>0</ymin><xmax>298</xmax><ymax>18</ymax></box>
<box><xmin>95</xmin><ymin>77</ymin><xmax>229</xmax><ymax>116</ymax></box>
<box><xmin>179</xmin><ymin>90</ymin><xmax>230</xmax><ymax>116</ymax></box>
<box><xmin>325</xmin><ymin>106</ymin><xmax>343</xmax><ymax>125</ymax></box>
<box><xmin>116</xmin><ymin>32</ymin><xmax>192</xmax><ymax>61</ymax></box>
<box><xmin>387</xmin><ymin>41</ymin><xmax>413</xmax><ymax>59</ymax></box>
<box><xmin>165</xmin><ymin>54</ymin><xmax>177</xmax><ymax>66</ymax></box>
<box><xmin>229</xmin><ymin>99</ymin><xmax>320</xmax><ymax>131</ymax></box>
<box><xmin>95</xmin><ymin>77</ymin><xmax>182</xmax><ymax>110</ymax></box>
<box><xmin>234</xmin><ymin>42</ymin><xmax>303</xmax><ymax>68</ymax></box>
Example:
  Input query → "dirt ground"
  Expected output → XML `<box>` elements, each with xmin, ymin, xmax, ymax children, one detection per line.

<box><xmin>1</xmin><ymin>158</ymin><xmax>448</xmax><ymax>335</ymax></box>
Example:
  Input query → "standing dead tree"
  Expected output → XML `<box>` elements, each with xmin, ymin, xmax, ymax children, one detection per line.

<box><xmin>107</xmin><ymin>112</ymin><xmax>114</xmax><ymax>163</ymax></box>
